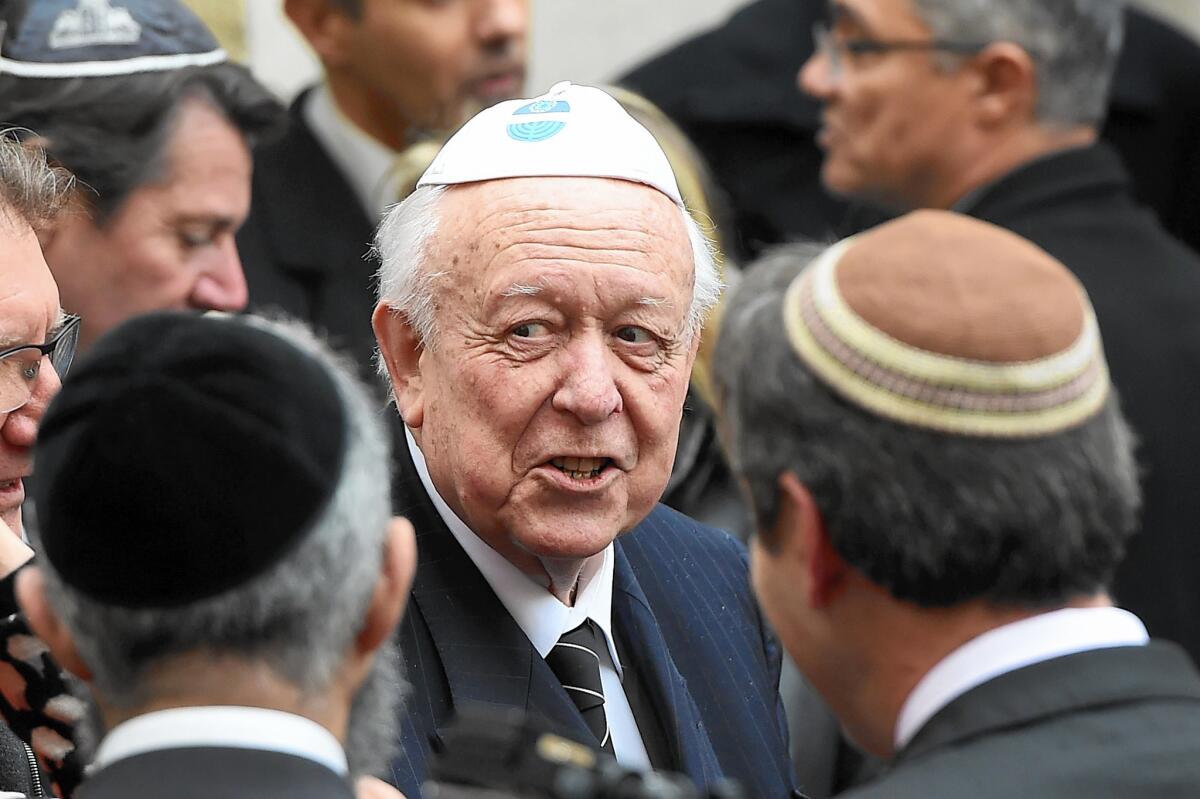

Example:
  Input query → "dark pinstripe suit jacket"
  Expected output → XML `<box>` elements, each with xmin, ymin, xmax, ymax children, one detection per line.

<box><xmin>387</xmin><ymin>441</ymin><xmax>798</xmax><ymax>799</ymax></box>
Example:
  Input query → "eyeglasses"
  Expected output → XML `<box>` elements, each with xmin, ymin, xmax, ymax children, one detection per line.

<box><xmin>0</xmin><ymin>315</ymin><xmax>81</xmax><ymax>414</ymax></box>
<box><xmin>812</xmin><ymin>21</ymin><xmax>986</xmax><ymax>80</ymax></box>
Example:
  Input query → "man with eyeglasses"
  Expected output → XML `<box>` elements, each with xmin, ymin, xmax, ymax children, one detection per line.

<box><xmin>799</xmin><ymin>0</ymin><xmax>1200</xmax><ymax>667</ymax></box>
<box><xmin>0</xmin><ymin>132</ymin><xmax>75</xmax><ymax>797</ymax></box>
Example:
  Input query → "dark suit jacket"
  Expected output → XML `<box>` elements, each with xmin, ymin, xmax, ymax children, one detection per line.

<box><xmin>237</xmin><ymin>92</ymin><xmax>381</xmax><ymax>382</ymax></box>
<box><xmin>843</xmin><ymin>643</ymin><xmax>1200</xmax><ymax>798</ymax></box>
<box><xmin>387</xmin><ymin>440</ymin><xmax>797</xmax><ymax>799</ymax></box>
<box><xmin>622</xmin><ymin>1</ymin><xmax>1200</xmax><ymax>259</ymax></box>
<box><xmin>961</xmin><ymin>143</ymin><xmax>1200</xmax><ymax>663</ymax></box>
<box><xmin>79</xmin><ymin>747</ymin><xmax>355</xmax><ymax>799</ymax></box>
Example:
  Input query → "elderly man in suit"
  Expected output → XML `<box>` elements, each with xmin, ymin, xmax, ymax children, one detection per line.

<box><xmin>372</xmin><ymin>82</ymin><xmax>797</xmax><ymax>799</ymax></box>
<box><xmin>15</xmin><ymin>312</ymin><xmax>416</xmax><ymax>799</ymax></box>
<box><xmin>798</xmin><ymin>0</ymin><xmax>1200</xmax><ymax>663</ymax></box>
<box><xmin>713</xmin><ymin>211</ymin><xmax>1200</xmax><ymax>797</ymax></box>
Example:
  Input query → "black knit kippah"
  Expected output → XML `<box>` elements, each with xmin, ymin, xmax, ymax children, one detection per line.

<box><xmin>32</xmin><ymin>311</ymin><xmax>347</xmax><ymax>609</ymax></box>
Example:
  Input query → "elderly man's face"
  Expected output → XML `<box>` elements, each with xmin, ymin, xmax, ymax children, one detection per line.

<box><xmin>388</xmin><ymin>177</ymin><xmax>697</xmax><ymax>575</ymax></box>
<box><xmin>0</xmin><ymin>217</ymin><xmax>62</xmax><ymax>535</ymax></box>
<box><xmin>798</xmin><ymin>0</ymin><xmax>978</xmax><ymax>209</ymax></box>
<box><xmin>42</xmin><ymin>97</ymin><xmax>250</xmax><ymax>352</ymax></box>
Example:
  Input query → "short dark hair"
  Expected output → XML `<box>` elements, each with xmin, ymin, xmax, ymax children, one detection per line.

<box><xmin>713</xmin><ymin>242</ymin><xmax>1141</xmax><ymax>608</ymax></box>
<box><xmin>0</xmin><ymin>130</ymin><xmax>72</xmax><ymax>231</ymax></box>
<box><xmin>0</xmin><ymin>62</ymin><xmax>283</xmax><ymax>222</ymax></box>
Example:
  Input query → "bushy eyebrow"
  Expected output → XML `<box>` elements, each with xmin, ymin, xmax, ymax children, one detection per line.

<box><xmin>501</xmin><ymin>283</ymin><xmax>542</xmax><ymax>297</ymax></box>
<box><xmin>0</xmin><ymin>307</ymin><xmax>65</xmax><ymax>350</ymax></box>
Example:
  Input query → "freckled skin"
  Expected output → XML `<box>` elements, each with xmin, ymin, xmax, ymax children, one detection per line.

<box><xmin>386</xmin><ymin>177</ymin><xmax>698</xmax><ymax>584</ymax></box>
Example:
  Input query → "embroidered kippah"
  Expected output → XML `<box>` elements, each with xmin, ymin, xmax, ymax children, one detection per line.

<box><xmin>418</xmin><ymin>81</ymin><xmax>685</xmax><ymax>207</ymax></box>
<box><xmin>32</xmin><ymin>311</ymin><xmax>348</xmax><ymax>609</ymax></box>
<box><xmin>0</xmin><ymin>0</ymin><xmax>225</xmax><ymax>79</ymax></box>
<box><xmin>783</xmin><ymin>211</ymin><xmax>1109</xmax><ymax>438</ymax></box>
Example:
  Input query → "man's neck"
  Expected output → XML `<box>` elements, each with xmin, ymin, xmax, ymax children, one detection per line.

<box><xmin>99</xmin><ymin>656</ymin><xmax>351</xmax><ymax>744</ymax></box>
<box><xmin>922</xmin><ymin>125</ymin><xmax>1098</xmax><ymax>211</ymax></box>
<box><xmin>324</xmin><ymin>72</ymin><xmax>411</xmax><ymax>151</ymax></box>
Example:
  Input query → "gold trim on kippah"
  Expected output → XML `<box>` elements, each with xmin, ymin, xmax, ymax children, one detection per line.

<box><xmin>782</xmin><ymin>241</ymin><xmax>1110</xmax><ymax>438</ymax></box>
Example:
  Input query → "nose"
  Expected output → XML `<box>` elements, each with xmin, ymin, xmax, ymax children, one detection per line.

<box><xmin>2</xmin><ymin>361</ymin><xmax>61</xmax><ymax>450</ymax></box>
<box><xmin>476</xmin><ymin>0</ymin><xmax>527</xmax><ymax>46</ymax></box>
<box><xmin>799</xmin><ymin>48</ymin><xmax>836</xmax><ymax>98</ymax></box>
<box><xmin>190</xmin><ymin>236</ymin><xmax>249</xmax><ymax>312</ymax></box>
<box><xmin>551</xmin><ymin>337</ymin><xmax>623</xmax><ymax>426</ymax></box>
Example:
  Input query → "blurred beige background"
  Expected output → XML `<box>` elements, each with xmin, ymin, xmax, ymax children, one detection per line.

<box><xmin>188</xmin><ymin>0</ymin><xmax>1200</xmax><ymax>103</ymax></box>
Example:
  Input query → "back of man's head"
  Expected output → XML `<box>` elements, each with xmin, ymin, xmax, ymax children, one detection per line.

<box><xmin>18</xmin><ymin>311</ymin><xmax>412</xmax><ymax>773</ymax></box>
<box><xmin>715</xmin><ymin>210</ymin><xmax>1139</xmax><ymax>609</ymax></box>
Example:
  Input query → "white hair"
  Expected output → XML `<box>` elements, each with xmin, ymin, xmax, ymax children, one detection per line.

<box><xmin>374</xmin><ymin>182</ymin><xmax>723</xmax><ymax>359</ymax></box>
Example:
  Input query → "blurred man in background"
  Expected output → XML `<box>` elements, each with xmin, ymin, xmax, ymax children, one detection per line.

<box><xmin>796</xmin><ymin>0</ymin><xmax>1200</xmax><ymax>664</ymax></box>
<box><xmin>0</xmin><ymin>0</ymin><xmax>281</xmax><ymax>354</ymax></box>
<box><xmin>16</xmin><ymin>312</ymin><xmax>415</xmax><ymax>799</ymax></box>
<box><xmin>715</xmin><ymin>211</ymin><xmax>1200</xmax><ymax>797</ymax></box>
<box><xmin>239</xmin><ymin>0</ymin><xmax>528</xmax><ymax>378</ymax></box>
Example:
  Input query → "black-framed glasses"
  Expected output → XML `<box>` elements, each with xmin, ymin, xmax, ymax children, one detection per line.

<box><xmin>0</xmin><ymin>315</ymin><xmax>81</xmax><ymax>413</ymax></box>
<box><xmin>812</xmin><ymin>21</ymin><xmax>986</xmax><ymax>79</ymax></box>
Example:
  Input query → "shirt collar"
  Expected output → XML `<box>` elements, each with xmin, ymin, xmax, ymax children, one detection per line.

<box><xmin>303</xmin><ymin>82</ymin><xmax>400</xmax><ymax>219</ymax></box>
<box><xmin>895</xmin><ymin>606</ymin><xmax>1149</xmax><ymax>750</ymax></box>
<box><xmin>405</xmin><ymin>428</ymin><xmax>622</xmax><ymax>675</ymax></box>
<box><xmin>93</xmin><ymin>706</ymin><xmax>348</xmax><ymax>776</ymax></box>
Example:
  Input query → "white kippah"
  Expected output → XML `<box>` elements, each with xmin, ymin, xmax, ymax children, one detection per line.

<box><xmin>417</xmin><ymin>81</ymin><xmax>684</xmax><ymax>206</ymax></box>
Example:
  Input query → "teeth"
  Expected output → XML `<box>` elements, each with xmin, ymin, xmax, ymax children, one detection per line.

<box><xmin>548</xmin><ymin>457</ymin><xmax>610</xmax><ymax>480</ymax></box>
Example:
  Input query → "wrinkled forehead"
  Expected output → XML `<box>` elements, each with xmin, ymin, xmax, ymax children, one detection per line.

<box><xmin>0</xmin><ymin>215</ymin><xmax>61</xmax><ymax>341</ymax></box>
<box><xmin>433</xmin><ymin>176</ymin><xmax>693</xmax><ymax>273</ymax></box>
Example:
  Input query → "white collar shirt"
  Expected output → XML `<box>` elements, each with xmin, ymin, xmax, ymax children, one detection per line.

<box><xmin>406</xmin><ymin>429</ymin><xmax>651</xmax><ymax>768</ymax></box>
<box><xmin>93</xmin><ymin>706</ymin><xmax>348</xmax><ymax>776</ymax></box>
<box><xmin>303</xmin><ymin>82</ymin><xmax>400</xmax><ymax>219</ymax></box>
<box><xmin>895</xmin><ymin>606</ymin><xmax>1150</xmax><ymax>750</ymax></box>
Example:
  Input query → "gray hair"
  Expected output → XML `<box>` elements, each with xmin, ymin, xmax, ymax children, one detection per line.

<box><xmin>35</xmin><ymin>316</ymin><xmax>394</xmax><ymax>708</ymax></box>
<box><xmin>910</xmin><ymin>0</ymin><xmax>1124</xmax><ymax>127</ymax></box>
<box><xmin>0</xmin><ymin>130</ymin><xmax>73</xmax><ymax>231</ymax></box>
<box><xmin>375</xmin><ymin>183</ymin><xmax>722</xmax><ymax>351</ymax></box>
<box><xmin>713</xmin><ymin>242</ymin><xmax>1141</xmax><ymax>607</ymax></box>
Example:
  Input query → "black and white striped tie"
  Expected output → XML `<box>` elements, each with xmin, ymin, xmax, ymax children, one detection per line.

<box><xmin>545</xmin><ymin>619</ymin><xmax>615</xmax><ymax>754</ymax></box>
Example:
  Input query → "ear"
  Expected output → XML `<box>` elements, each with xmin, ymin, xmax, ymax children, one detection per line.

<box><xmin>775</xmin><ymin>472</ymin><xmax>849</xmax><ymax>609</ymax></box>
<box><xmin>354</xmin><ymin>517</ymin><xmax>417</xmax><ymax>656</ymax></box>
<box><xmin>284</xmin><ymin>0</ymin><xmax>358</xmax><ymax>66</ymax></box>
<box><xmin>968</xmin><ymin>42</ymin><xmax>1038</xmax><ymax>127</ymax></box>
<box><xmin>14</xmin><ymin>568</ymin><xmax>93</xmax><ymax>681</ymax></box>
<box><xmin>373</xmin><ymin>303</ymin><xmax>427</xmax><ymax>429</ymax></box>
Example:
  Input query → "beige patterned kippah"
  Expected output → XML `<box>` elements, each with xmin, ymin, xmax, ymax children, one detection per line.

<box><xmin>783</xmin><ymin>210</ymin><xmax>1109</xmax><ymax>437</ymax></box>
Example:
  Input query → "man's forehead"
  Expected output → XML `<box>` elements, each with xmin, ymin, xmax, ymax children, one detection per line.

<box><xmin>832</xmin><ymin>0</ymin><xmax>925</xmax><ymax>32</ymax></box>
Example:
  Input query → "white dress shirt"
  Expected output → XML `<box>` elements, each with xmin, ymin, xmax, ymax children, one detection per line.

<box><xmin>303</xmin><ymin>83</ymin><xmax>401</xmax><ymax>219</ymax></box>
<box><xmin>406</xmin><ymin>430</ymin><xmax>652</xmax><ymax>769</ymax></box>
<box><xmin>895</xmin><ymin>606</ymin><xmax>1150</xmax><ymax>750</ymax></box>
<box><xmin>93</xmin><ymin>706</ymin><xmax>348</xmax><ymax>776</ymax></box>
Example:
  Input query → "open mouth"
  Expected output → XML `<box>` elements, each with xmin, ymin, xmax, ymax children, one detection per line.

<box><xmin>549</xmin><ymin>457</ymin><xmax>612</xmax><ymax>481</ymax></box>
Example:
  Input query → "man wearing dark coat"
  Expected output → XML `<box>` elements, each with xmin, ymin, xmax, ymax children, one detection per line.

<box><xmin>786</xmin><ymin>0</ymin><xmax>1200</xmax><ymax>664</ymax></box>
<box><xmin>372</xmin><ymin>83</ymin><xmax>799</xmax><ymax>799</ymax></box>
<box><xmin>623</xmin><ymin>0</ymin><xmax>1200</xmax><ymax>262</ymax></box>
<box><xmin>713</xmin><ymin>211</ymin><xmax>1200</xmax><ymax>798</ymax></box>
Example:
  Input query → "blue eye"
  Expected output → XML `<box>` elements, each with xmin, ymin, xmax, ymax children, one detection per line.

<box><xmin>616</xmin><ymin>326</ymin><xmax>653</xmax><ymax>344</ymax></box>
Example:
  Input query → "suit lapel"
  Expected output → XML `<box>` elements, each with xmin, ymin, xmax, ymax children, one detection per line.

<box><xmin>394</xmin><ymin>432</ymin><xmax>593</xmax><ymax>744</ymax></box>
<box><xmin>611</xmin><ymin>542</ymin><xmax>723</xmax><ymax>786</ymax></box>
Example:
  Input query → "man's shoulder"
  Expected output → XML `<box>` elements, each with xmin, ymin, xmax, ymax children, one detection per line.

<box><xmin>624</xmin><ymin>503</ymin><xmax>746</xmax><ymax>562</ymax></box>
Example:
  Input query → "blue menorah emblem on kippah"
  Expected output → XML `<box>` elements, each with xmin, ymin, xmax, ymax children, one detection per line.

<box><xmin>507</xmin><ymin>99</ymin><xmax>571</xmax><ymax>142</ymax></box>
